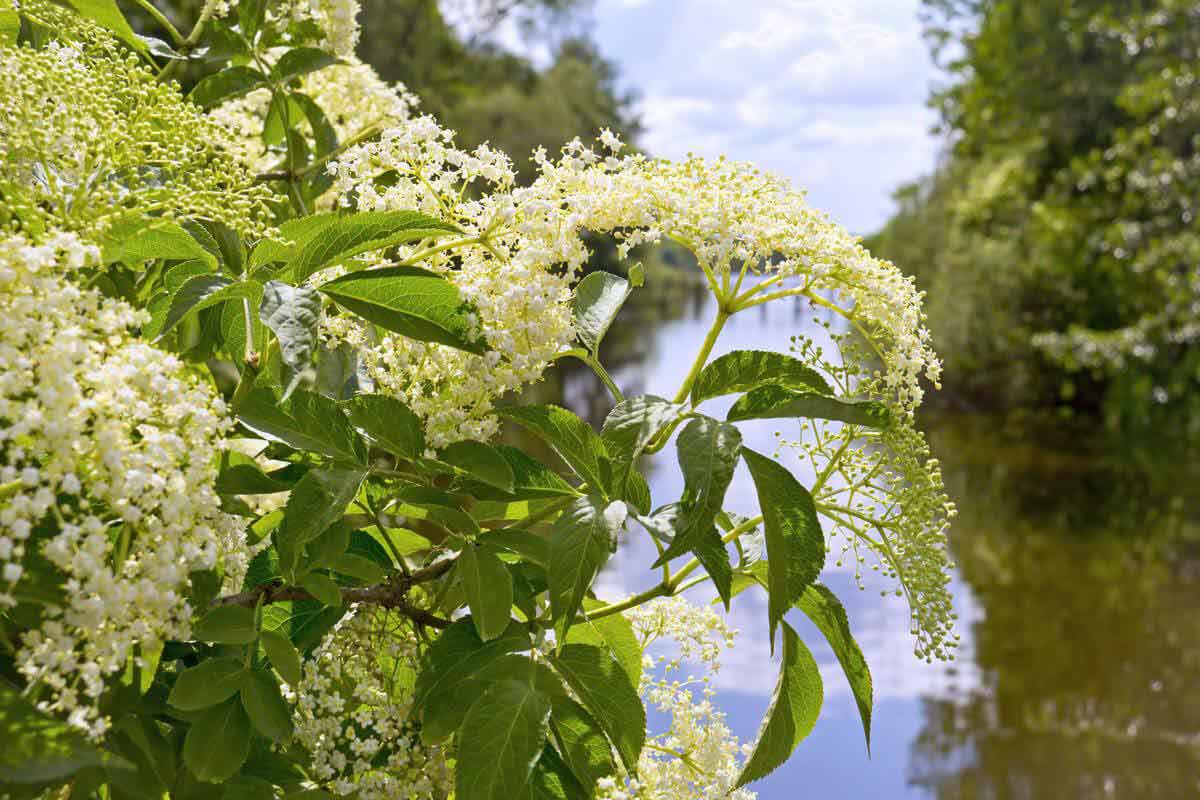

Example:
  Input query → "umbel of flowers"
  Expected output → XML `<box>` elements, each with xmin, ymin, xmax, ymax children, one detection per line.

<box><xmin>0</xmin><ymin>1</ymin><xmax>955</xmax><ymax>798</ymax></box>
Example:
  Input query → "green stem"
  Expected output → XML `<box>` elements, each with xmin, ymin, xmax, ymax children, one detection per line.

<box><xmin>130</xmin><ymin>0</ymin><xmax>185</xmax><ymax>46</ymax></box>
<box><xmin>511</xmin><ymin>495</ymin><xmax>578</xmax><ymax>530</ymax></box>
<box><xmin>555</xmin><ymin>350</ymin><xmax>624</xmax><ymax>404</ymax></box>
<box><xmin>586</xmin><ymin>582</ymin><xmax>672</xmax><ymax>621</ymax></box>
<box><xmin>158</xmin><ymin>3</ymin><xmax>215</xmax><ymax>83</ymax></box>
<box><xmin>672</xmin><ymin>309</ymin><xmax>729</xmax><ymax>404</ymax></box>
<box><xmin>0</xmin><ymin>480</ymin><xmax>22</xmax><ymax>502</ymax></box>
<box><xmin>398</xmin><ymin>235</ymin><xmax>484</xmax><ymax>266</ymax></box>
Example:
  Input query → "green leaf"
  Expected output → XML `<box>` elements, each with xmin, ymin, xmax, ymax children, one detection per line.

<box><xmin>440</xmin><ymin>440</ymin><xmax>516</xmax><ymax>493</ymax></box>
<box><xmin>741</xmin><ymin>448</ymin><xmax>825</xmax><ymax>647</ymax></box>
<box><xmin>193</xmin><ymin>606</ymin><xmax>258</xmax><ymax>645</ymax></box>
<box><xmin>458</xmin><ymin>543</ymin><xmax>514</xmax><ymax>641</ymax></box>
<box><xmin>468</xmin><ymin>446</ymin><xmax>578</xmax><ymax>501</ymax></box>
<box><xmin>691</xmin><ymin>349</ymin><xmax>833</xmax><ymax>405</ymax></box>
<box><xmin>168</xmin><ymin>658</ymin><xmax>247</xmax><ymax>711</ymax></box>
<box><xmin>272</xmin><ymin>47</ymin><xmax>340</xmax><ymax>84</ymax></box>
<box><xmin>796</xmin><ymin>584</ymin><xmax>872</xmax><ymax>752</ymax></box>
<box><xmin>292</xmin><ymin>93</ymin><xmax>338</xmax><ymax>157</ymax></box>
<box><xmin>320</xmin><ymin>265</ymin><xmax>486</xmax><ymax>353</ymax></box>
<box><xmin>484</xmin><ymin>528</ymin><xmax>549</xmax><ymax>568</ymax></box>
<box><xmin>0</xmin><ymin>681</ymin><xmax>111</xmax><ymax>784</ymax></box>
<box><xmin>735</xmin><ymin>622</ymin><xmax>823</xmax><ymax>787</ymax></box>
<box><xmin>157</xmin><ymin>276</ymin><xmax>262</xmax><ymax>340</ymax></box>
<box><xmin>183</xmin><ymin>697</ymin><xmax>253</xmax><ymax>783</ymax></box>
<box><xmin>259</xmin><ymin>281</ymin><xmax>322</xmax><ymax>394</ymax></box>
<box><xmin>260</xmin><ymin>629</ymin><xmax>303</xmax><ymax>687</ymax></box>
<box><xmin>572</xmin><ymin>271</ymin><xmax>630</xmax><ymax>354</ymax></box>
<box><xmin>293</xmin><ymin>210</ymin><xmax>460</xmax><ymax>282</ymax></box>
<box><xmin>238</xmin><ymin>388</ymin><xmax>366</xmax><ymax>463</ymax></box>
<box><xmin>299</xmin><ymin>573</ymin><xmax>342</xmax><ymax>607</ymax></box>
<box><xmin>522</xmin><ymin>745</ymin><xmax>589</xmax><ymax>800</ymax></box>
<box><xmin>550</xmin><ymin>644</ymin><xmax>645</xmax><ymax>775</ymax></box>
<box><xmin>654</xmin><ymin>416</ymin><xmax>741</xmax><ymax>567</ymax></box>
<box><xmin>101</xmin><ymin>215</ymin><xmax>218</xmax><ymax>268</ymax></box>
<box><xmin>190</xmin><ymin>65</ymin><xmax>267</xmax><ymax>109</ymax></box>
<box><xmin>549</xmin><ymin>496</ymin><xmax>626</xmax><ymax>641</ymax></box>
<box><xmin>455</xmin><ymin>680</ymin><xmax>552</xmax><ymax>800</ymax></box>
<box><xmin>248</xmin><ymin>215</ymin><xmax>342</xmax><ymax>273</ymax></box>
<box><xmin>0</xmin><ymin>9</ymin><xmax>19</xmax><ymax>46</ymax></box>
<box><xmin>627</xmin><ymin>263</ymin><xmax>645</xmax><ymax>288</ymax></box>
<box><xmin>239</xmin><ymin>670</ymin><xmax>294</xmax><ymax>743</ymax></box>
<box><xmin>276</xmin><ymin>468</ymin><xmax>366</xmax><ymax>578</ymax></box>
<box><xmin>497</xmin><ymin>405</ymin><xmax>609</xmax><ymax>492</ymax></box>
<box><xmin>65</xmin><ymin>0</ymin><xmax>146</xmax><ymax>53</ymax></box>
<box><xmin>565</xmin><ymin>602</ymin><xmax>641</xmax><ymax>695</ymax></box>
<box><xmin>550</xmin><ymin>699</ymin><xmax>616</xmax><ymax>794</ymax></box>
<box><xmin>216</xmin><ymin>459</ymin><xmax>292</xmax><ymax>495</ymax></box>
<box><xmin>727</xmin><ymin>386</ymin><xmax>892</xmax><ymax>428</ymax></box>
<box><xmin>342</xmin><ymin>394</ymin><xmax>425</xmax><ymax>458</ymax></box>
<box><xmin>415</xmin><ymin>621</ymin><xmax>532</xmax><ymax>743</ymax></box>
<box><xmin>332</xmin><ymin>552</ymin><xmax>388</xmax><ymax>584</ymax></box>
<box><xmin>600</xmin><ymin>395</ymin><xmax>684</xmax><ymax>497</ymax></box>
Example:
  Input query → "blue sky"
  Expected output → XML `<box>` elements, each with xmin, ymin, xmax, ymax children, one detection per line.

<box><xmin>585</xmin><ymin>0</ymin><xmax>943</xmax><ymax>233</ymax></box>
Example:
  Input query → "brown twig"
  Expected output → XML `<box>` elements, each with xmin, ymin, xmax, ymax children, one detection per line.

<box><xmin>214</xmin><ymin>559</ymin><xmax>455</xmax><ymax>628</ymax></box>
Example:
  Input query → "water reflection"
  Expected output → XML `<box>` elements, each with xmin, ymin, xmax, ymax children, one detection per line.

<box><xmin>512</xmin><ymin>281</ymin><xmax>1200</xmax><ymax>798</ymax></box>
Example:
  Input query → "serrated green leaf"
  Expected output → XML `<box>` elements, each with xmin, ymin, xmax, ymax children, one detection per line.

<box><xmin>736</xmin><ymin>622</ymin><xmax>822</xmax><ymax>787</ymax></box>
<box><xmin>550</xmin><ymin>699</ymin><xmax>616</xmax><ymax>794</ymax></box>
<box><xmin>216</xmin><ymin>458</ymin><xmax>292</xmax><ymax>495</ymax></box>
<box><xmin>600</xmin><ymin>395</ymin><xmax>683</xmax><ymax>498</ymax></box>
<box><xmin>168</xmin><ymin>658</ymin><xmax>247</xmax><ymax>711</ymax></box>
<box><xmin>292</xmin><ymin>93</ymin><xmax>338</xmax><ymax>157</ymax></box>
<box><xmin>458</xmin><ymin>543</ymin><xmax>514</xmax><ymax>641</ymax></box>
<box><xmin>0</xmin><ymin>682</ymin><xmax>111</xmax><ymax>784</ymax></box>
<box><xmin>190</xmin><ymin>66</ymin><xmax>266</xmax><ymax>109</ymax></box>
<box><xmin>156</xmin><ymin>276</ymin><xmax>262</xmax><ymax>340</ymax></box>
<box><xmin>320</xmin><ymin>265</ymin><xmax>486</xmax><ymax>353</ymax></box>
<box><xmin>727</xmin><ymin>385</ymin><xmax>892</xmax><ymax>428</ymax></box>
<box><xmin>342</xmin><ymin>393</ymin><xmax>425</xmax><ymax>458</ymax></box>
<box><xmin>260</xmin><ymin>630</ymin><xmax>303</xmax><ymax>687</ymax></box>
<box><xmin>440</xmin><ymin>440</ymin><xmax>516</xmax><ymax>493</ymax></box>
<box><xmin>259</xmin><ymin>281</ymin><xmax>321</xmax><ymax>393</ymax></box>
<box><xmin>240</xmin><ymin>670</ymin><xmax>293</xmax><ymax>743</ymax></box>
<box><xmin>549</xmin><ymin>496</ymin><xmax>626</xmax><ymax>641</ymax></box>
<box><xmin>416</xmin><ymin>621</ymin><xmax>532</xmax><ymax>743</ymax></box>
<box><xmin>497</xmin><ymin>405</ymin><xmax>609</xmax><ymax>492</ymax></box>
<box><xmin>796</xmin><ymin>583</ymin><xmax>872</xmax><ymax>752</ymax></box>
<box><xmin>468</xmin><ymin>446</ymin><xmax>578</xmax><ymax>501</ymax></box>
<box><xmin>566</xmin><ymin>602</ymin><xmax>641</xmax><ymax>691</ymax></box>
<box><xmin>653</xmin><ymin>416</ymin><xmax>740</xmax><ymax>567</ymax></box>
<box><xmin>272</xmin><ymin>47</ymin><xmax>339</xmax><ymax>84</ymax></box>
<box><xmin>183</xmin><ymin>697</ymin><xmax>253</xmax><ymax>783</ymax></box>
<box><xmin>276</xmin><ymin>468</ymin><xmax>366</xmax><ymax>578</ymax></box>
<box><xmin>550</xmin><ymin>644</ymin><xmax>644</xmax><ymax>776</ymax></box>
<box><xmin>456</xmin><ymin>680</ymin><xmax>552</xmax><ymax>800</ymax></box>
<box><xmin>101</xmin><ymin>215</ymin><xmax>218</xmax><ymax>268</ymax></box>
<box><xmin>299</xmin><ymin>572</ymin><xmax>342</xmax><ymax>607</ymax></box>
<box><xmin>573</xmin><ymin>272</ymin><xmax>630</xmax><ymax>354</ymax></box>
<box><xmin>484</xmin><ymin>528</ymin><xmax>549</xmax><ymax>568</ymax></box>
<box><xmin>741</xmin><ymin>448</ymin><xmax>825</xmax><ymax>647</ymax></box>
<box><xmin>248</xmin><ymin>214</ymin><xmax>343</xmax><ymax>273</ymax></box>
<box><xmin>294</xmin><ymin>210</ymin><xmax>459</xmax><ymax>282</ymax></box>
<box><xmin>193</xmin><ymin>606</ymin><xmax>257</xmax><ymax>645</ymax></box>
<box><xmin>238</xmin><ymin>388</ymin><xmax>366</xmax><ymax>463</ymax></box>
<box><xmin>691</xmin><ymin>349</ymin><xmax>833</xmax><ymax>405</ymax></box>
<box><xmin>521</xmin><ymin>745</ymin><xmax>589</xmax><ymax>800</ymax></box>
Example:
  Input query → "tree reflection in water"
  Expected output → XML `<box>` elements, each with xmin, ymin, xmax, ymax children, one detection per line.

<box><xmin>909</xmin><ymin>415</ymin><xmax>1200</xmax><ymax>800</ymax></box>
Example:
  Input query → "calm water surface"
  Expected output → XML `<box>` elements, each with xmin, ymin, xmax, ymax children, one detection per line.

<box><xmin>522</xmin><ymin>285</ymin><xmax>1200</xmax><ymax>800</ymax></box>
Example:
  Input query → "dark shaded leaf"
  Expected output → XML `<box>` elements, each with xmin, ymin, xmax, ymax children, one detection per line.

<box><xmin>728</xmin><ymin>386</ymin><xmax>892</xmax><ymax>429</ymax></box>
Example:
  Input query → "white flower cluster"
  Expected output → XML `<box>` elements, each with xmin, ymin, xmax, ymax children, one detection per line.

<box><xmin>273</xmin><ymin>0</ymin><xmax>362</xmax><ymax>57</ymax></box>
<box><xmin>325</xmin><ymin>127</ymin><xmax>941</xmax><ymax>445</ymax></box>
<box><xmin>0</xmin><ymin>233</ymin><xmax>247</xmax><ymax>738</ymax></box>
<box><xmin>290</xmin><ymin>607</ymin><xmax>452</xmax><ymax>798</ymax></box>
<box><xmin>597</xmin><ymin>597</ymin><xmax>755</xmax><ymax>800</ymax></box>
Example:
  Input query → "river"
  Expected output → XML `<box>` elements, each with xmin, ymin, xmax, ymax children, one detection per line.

<box><xmin>517</xmin><ymin>281</ymin><xmax>1200</xmax><ymax>799</ymax></box>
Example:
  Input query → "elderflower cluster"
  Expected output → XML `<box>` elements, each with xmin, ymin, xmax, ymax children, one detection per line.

<box><xmin>289</xmin><ymin>607</ymin><xmax>452</xmax><ymax>798</ymax></box>
<box><xmin>325</xmin><ymin>128</ymin><xmax>940</xmax><ymax>445</ymax></box>
<box><xmin>782</xmin><ymin>331</ymin><xmax>958</xmax><ymax>662</ymax></box>
<box><xmin>0</xmin><ymin>232</ymin><xmax>248</xmax><ymax>738</ymax></box>
<box><xmin>272</xmin><ymin>0</ymin><xmax>362</xmax><ymax>57</ymax></box>
<box><xmin>0</xmin><ymin>2</ymin><xmax>276</xmax><ymax>239</ymax></box>
<box><xmin>596</xmin><ymin>598</ymin><xmax>755</xmax><ymax>800</ymax></box>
